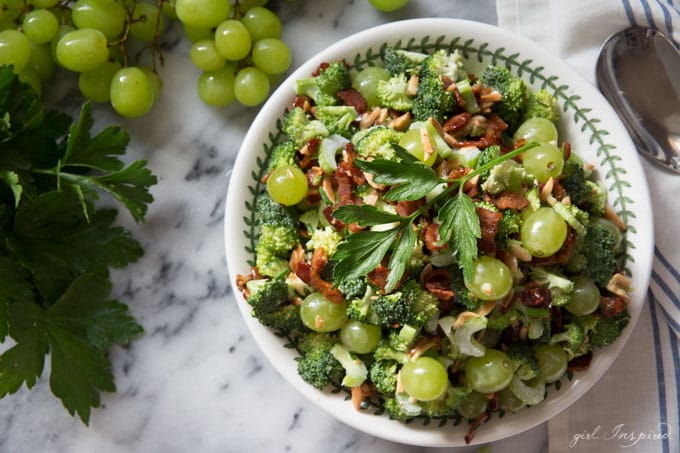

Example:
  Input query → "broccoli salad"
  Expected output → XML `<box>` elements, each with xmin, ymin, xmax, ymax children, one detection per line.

<box><xmin>236</xmin><ymin>47</ymin><xmax>631</xmax><ymax>442</ymax></box>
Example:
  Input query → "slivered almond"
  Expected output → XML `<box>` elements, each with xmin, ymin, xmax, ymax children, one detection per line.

<box><xmin>604</xmin><ymin>204</ymin><xmax>628</xmax><ymax>231</ymax></box>
<box><xmin>321</xmin><ymin>174</ymin><xmax>336</xmax><ymax>204</ymax></box>
<box><xmin>607</xmin><ymin>273</ymin><xmax>632</xmax><ymax>305</ymax></box>
<box><xmin>453</xmin><ymin>311</ymin><xmax>480</xmax><ymax>329</ymax></box>
<box><xmin>477</xmin><ymin>301</ymin><xmax>497</xmax><ymax>317</ymax></box>
<box><xmin>359</xmin><ymin>107</ymin><xmax>381</xmax><ymax>129</ymax></box>
<box><xmin>420</xmin><ymin>127</ymin><xmax>435</xmax><ymax>161</ymax></box>
<box><xmin>407</xmin><ymin>74</ymin><xmax>419</xmax><ymax>96</ymax></box>
<box><xmin>387</xmin><ymin>111</ymin><xmax>412</xmax><ymax>131</ymax></box>
<box><xmin>480</xmin><ymin>90</ymin><xmax>502</xmax><ymax>103</ymax></box>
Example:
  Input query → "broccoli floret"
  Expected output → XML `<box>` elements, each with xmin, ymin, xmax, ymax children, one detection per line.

<box><xmin>337</xmin><ymin>277</ymin><xmax>368</xmax><ymax>299</ymax></box>
<box><xmin>559</xmin><ymin>159</ymin><xmax>607</xmax><ymax>217</ymax></box>
<box><xmin>401</xmin><ymin>279</ymin><xmax>439</xmax><ymax>327</ymax></box>
<box><xmin>295</xmin><ymin>61</ymin><xmax>350</xmax><ymax>106</ymax></box>
<box><xmin>266</xmin><ymin>140</ymin><xmax>297</xmax><ymax>173</ymax></box>
<box><xmin>383</xmin><ymin>393</ymin><xmax>422</xmax><ymax>420</ymax></box>
<box><xmin>580</xmin><ymin>223</ymin><xmax>618</xmax><ymax>288</ymax></box>
<box><xmin>496</xmin><ymin>209</ymin><xmax>522</xmax><ymax>249</ymax></box>
<box><xmin>421</xmin><ymin>49</ymin><xmax>467</xmax><ymax>81</ymax></box>
<box><xmin>550</xmin><ymin>322</ymin><xmax>589</xmax><ymax>359</ymax></box>
<box><xmin>550</xmin><ymin>201</ymin><xmax>589</xmax><ymax>236</ymax></box>
<box><xmin>506</xmin><ymin>342</ymin><xmax>541</xmax><ymax>381</ymax></box>
<box><xmin>346</xmin><ymin>284</ymin><xmax>380</xmax><ymax>324</ymax></box>
<box><xmin>480</xmin><ymin>159</ymin><xmax>528</xmax><ymax>195</ymax></box>
<box><xmin>373</xmin><ymin>292</ymin><xmax>410</xmax><ymax>328</ymax></box>
<box><xmin>475</xmin><ymin>145</ymin><xmax>501</xmax><ymax>182</ymax></box>
<box><xmin>451</xmin><ymin>268</ymin><xmax>481</xmax><ymax>311</ymax></box>
<box><xmin>372</xmin><ymin>339</ymin><xmax>409</xmax><ymax>364</ymax></box>
<box><xmin>524</xmin><ymin>88</ymin><xmax>560</xmax><ymax>123</ymax></box>
<box><xmin>254</xmin><ymin>194</ymin><xmax>300</xmax><ymax>277</ymax></box>
<box><xmin>376</xmin><ymin>73</ymin><xmax>413</xmax><ymax>111</ymax></box>
<box><xmin>590</xmin><ymin>311</ymin><xmax>630</xmax><ymax>347</ymax></box>
<box><xmin>296</xmin><ymin>333</ymin><xmax>344</xmax><ymax>389</ymax></box>
<box><xmin>255</xmin><ymin>193</ymin><xmax>298</xmax><ymax>228</ymax></box>
<box><xmin>411</xmin><ymin>63</ymin><xmax>455</xmax><ymax>123</ymax></box>
<box><xmin>306</xmin><ymin>225</ymin><xmax>342</xmax><ymax>257</ymax></box>
<box><xmin>247</xmin><ymin>278</ymin><xmax>303</xmax><ymax>333</ymax></box>
<box><xmin>283</xmin><ymin>106</ymin><xmax>329</xmax><ymax>147</ymax></box>
<box><xmin>382</xmin><ymin>47</ymin><xmax>428</xmax><ymax>76</ymax></box>
<box><xmin>420</xmin><ymin>386</ymin><xmax>469</xmax><ymax>417</ymax></box>
<box><xmin>314</xmin><ymin>105</ymin><xmax>358</xmax><ymax>138</ymax></box>
<box><xmin>369</xmin><ymin>359</ymin><xmax>399</xmax><ymax>395</ymax></box>
<box><xmin>481</xmin><ymin>65</ymin><xmax>528</xmax><ymax>131</ymax></box>
<box><xmin>330</xmin><ymin>343</ymin><xmax>368</xmax><ymax>387</ymax></box>
<box><xmin>353</xmin><ymin>125</ymin><xmax>403</xmax><ymax>160</ymax></box>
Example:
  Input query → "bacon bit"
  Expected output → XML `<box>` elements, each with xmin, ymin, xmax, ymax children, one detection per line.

<box><xmin>463</xmin><ymin>174</ymin><xmax>480</xmax><ymax>197</ymax></box>
<box><xmin>337</xmin><ymin>158</ymin><xmax>365</xmax><ymax>186</ymax></box>
<box><xmin>604</xmin><ymin>204</ymin><xmax>628</xmax><ymax>231</ymax></box>
<box><xmin>293</xmin><ymin>95</ymin><xmax>312</xmax><ymax>112</ymax></box>
<box><xmin>323</xmin><ymin>205</ymin><xmax>345</xmax><ymax>231</ymax></box>
<box><xmin>447</xmin><ymin>165</ymin><xmax>470</xmax><ymax>180</ymax></box>
<box><xmin>606</xmin><ymin>273</ymin><xmax>632</xmax><ymax>305</ymax></box>
<box><xmin>423</xmin><ymin>223</ymin><xmax>446</xmax><ymax>251</ymax></box>
<box><xmin>600</xmin><ymin>295</ymin><xmax>627</xmax><ymax>318</ymax></box>
<box><xmin>568</xmin><ymin>352</ymin><xmax>592</xmax><ymax>371</ymax></box>
<box><xmin>311</xmin><ymin>61</ymin><xmax>330</xmax><ymax>77</ymax></box>
<box><xmin>407</xmin><ymin>74</ymin><xmax>419</xmax><ymax>96</ymax></box>
<box><xmin>440</xmin><ymin>75</ymin><xmax>454</xmax><ymax>90</ymax></box>
<box><xmin>465</xmin><ymin>412</ymin><xmax>490</xmax><ymax>444</ymax></box>
<box><xmin>387</xmin><ymin>111</ymin><xmax>412</xmax><ymax>131</ymax></box>
<box><xmin>552</xmin><ymin>178</ymin><xmax>568</xmax><ymax>200</ymax></box>
<box><xmin>367</xmin><ymin>265</ymin><xmax>391</xmax><ymax>292</ymax></box>
<box><xmin>563</xmin><ymin>142</ymin><xmax>572</xmax><ymax>160</ymax></box>
<box><xmin>476</xmin><ymin>206</ymin><xmax>502</xmax><ymax>255</ymax></box>
<box><xmin>377</xmin><ymin>107</ymin><xmax>389</xmax><ymax>125</ymax></box>
<box><xmin>423</xmin><ymin>267</ymin><xmax>454</xmax><ymax>303</ymax></box>
<box><xmin>351</xmin><ymin>383</ymin><xmax>372</xmax><ymax>411</ymax></box>
<box><xmin>493</xmin><ymin>190</ymin><xmax>530</xmax><ymax>210</ymax></box>
<box><xmin>335</xmin><ymin>171</ymin><xmax>354</xmax><ymax>206</ymax></box>
<box><xmin>235</xmin><ymin>267</ymin><xmax>260</xmax><ymax>299</ymax></box>
<box><xmin>443</xmin><ymin>112</ymin><xmax>472</xmax><ymax>135</ymax></box>
<box><xmin>396</xmin><ymin>198</ymin><xmax>425</xmax><ymax>217</ymax></box>
<box><xmin>348</xmin><ymin>222</ymin><xmax>364</xmax><ymax>233</ymax></box>
<box><xmin>309</xmin><ymin>248</ymin><xmax>343</xmax><ymax>303</ymax></box>
<box><xmin>532</xmin><ymin>229</ymin><xmax>576</xmax><ymax>266</ymax></box>
<box><xmin>305</xmin><ymin>188</ymin><xmax>322</xmax><ymax>205</ymax></box>
<box><xmin>300</xmin><ymin>137</ymin><xmax>321</xmax><ymax>156</ymax></box>
<box><xmin>520</xmin><ymin>286</ymin><xmax>552</xmax><ymax>308</ymax></box>
<box><xmin>449</xmin><ymin>83</ymin><xmax>467</xmax><ymax>109</ymax></box>
<box><xmin>337</xmin><ymin>88</ymin><xmax>367</xmax><ymax>113</ymax></box>
<box><xmin>454</xmin><ymin>113</ymin><xmax>507</xmax><ymax>149</ymax></box>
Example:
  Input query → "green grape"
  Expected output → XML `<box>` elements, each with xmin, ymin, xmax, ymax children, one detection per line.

<box><xmin>398</xmin><ymin>128</ymin><xmax>437</xmax><ymax>166</ymax></box>
<box><xmin>130</xmin><ymin>3</ymin><xmax>163</xmax><ymax>43</ymax></box>
<box><xmin>0</xmin><ymin>30</ymin><xmax>31</xmax><ymax>73</ymax></box>
<box><xmin>534</xmin><ymin>343</ymin><xmax>567</xmax><ymax>383</ymax></box>
<box><xmin>56</xmin><ymin>28</ymin><xmax>109</xmax><ymax>73</ymax></box>
<box><xmin>565</xmin><ymin>276</ymin><xmax>600</xmax><ymax>316</ymax></box>
<box><xmin>71</xmin><ymin>0</ymin><xmax>127</xmax><ymax>39</ymax></box>
<box><xmin>522</xmin><ymin>142</ymin><xmax>564</xmax><ymax>183</ymax></box>
<box><xmin>457</xmin><ymin>391</ymin><xmax>488</xmax><ymax>419</ymax></box>
<box><xmin>110</xmin><ymin>66</ymin><xmax>155</xmax><ymax>118</ymax></box>
<box><xmin>300</xmin><ymin>292</ymin><xmax>347</xmax><ymax>333</ymax></box>
<box><xmin>266</xmin><ymin>165</ymin><xmax>307</xmax><ymax>205</ymax></box>
<box><xmin>197</xmin><ymin>65</ymin><xmax>236</xmax><ymax>107</ymax></box>
<box><xmin>520</xmin><ymin>207</ymin><xmax>568</xmax><ymax>257</ymax></box>
<box><xmin>351</xmin><ymin>66</ymin><xmax>390</xmax><ymax>108</ymax></box>
<box><xmin>401</xmin><ymin>356</ymin><xmax>449</xmax><ymax>401</ymax></box>
<box><xmin>18</xmin><ymin>67</ymin><xmax>42</xmax><ymax>95</ymax></box>
<box><xmin>161</xmin><ymin>0</ymin><xmax>178</xmax><ymax>20</ymax></box>
<box><xmin>78</xmin><ymin>60</ymin><xmax>121</xmax><ymax>102</ymax></box>
<box><xmin>464</xmin><ymin>348</ymin><xmax>514</xmax><ymax>394</ymax></box>
<box><xmin>514</xmin><ymin>117</ymin><xmax>558</xmax><ymax>145</ymax></box>
<box><xmin>234</xmin><ymin>66</ymin><xmax>270</xmax><ymax>107</ymax></box>
<box><xmin>182</xmin><ymin>23</ymin><xmax>213</xmax><ymax>43</ymax></box>
<box><xmin>28</xmin><ymin>42</ymin><xmax>55</xmax><ymax>81</ymax></box>
<box><xmin>190</xmin><ymin>40</ymin><xmax>225</xmax><ymax>72</ymax></box>
<box><xmin>251</xmin><ymin>38</ymin><xmax>291</xmax><ymax>75</ymax></box>
<box><xmin>141</xmin><ymin>67</ymin><xmax>162</xmax><ymax>102</ymax></box>
<box><xmin>241</xmin><ymin>6</ymin><xmax>282</xmax><ymax>41</ymax></box>
<box><xmin>50</xmin><ymin>24</ymin><xmax>75</xmax><ymax>67</ymax></box>
<box><xmin>175</xmin><ymin>0</ymin><xmax>230</xmax><ymax>28</ymax></box>
<box><xmin>340</xmin><ymin>320</ymin><xmax>382</xmax><ymax>354</ymax></box>
<box><xmin>30</xmin><ymin>0</ymin><xmax>60</xmax><ymax>7</ymax></box>
<box><xmin>369</xmin><ymin>0</ymin><xmax>409</xmax><ymax>12</ymax></box>
<box><xmin>22</xmin><ymin>9</ymin><xmax>59</xmax><ymax>44</ymax></box>
<box><xmin>499</xmin><ymin>387</ymin><xmax>525</xmax><ymax>412</ymax></box>
<box><xmin>464</xmin><ymin>256</ymin><xmax>513</xmax><ymax>301</ymax></box>
<box><xmin>214</xmin><ymin>20</ymin><xmax>252</xmax><ymax>61</ymax></box>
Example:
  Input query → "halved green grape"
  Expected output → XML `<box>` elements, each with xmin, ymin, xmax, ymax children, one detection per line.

<box><xmin>522</xmin><ymin>142</ymin><xmax>564</xmax><ymax>183</ymax></box>
<box><xmin>369</xmin><ymin>0</ymin><xmax>409</xmax><ymax>12</ymax></box>
<box><xmin>266</xmin><ymin>165</ymin><xmax>308</xmax><ymax>206</ymax></box>
<box><xmin>241</xmin><ymin>6</ymin><xmax>282</xmax><ymax>41</ymax></box>
<box><xmin>251</xmin><ymin>38</ymin><xmax>291</xmax><ymax>75</ymax></box>
<box><xmin>56</xmin><ymin>28</ymin><xmax>109</xmax><ymax>73</ymax></box>
<box><xmin>28</xmin><ymin>42</ymin><xmax>55</xmax><ymax>81</ymax></box>
<box><xmin>190</xmin><ymin>40</ymin><xmax>225</xmax><ymax>72</ymax></box>
<box><xmin>175</xmin><ymin>0</ymin><xmax>230</xmax><ymax>28</ymax></box>
<box><xmin>22</xmin><ymin>9</ymin><xmax>59</xmax><ymax>44</ymax></box>
<box><xmin>215</xmin><ymin>19</ymin><xmax>252</xmax><ymax>61</ymax></box>
<box><xmin>351</xmin><ymin>66</ymin><xmax>390</xmax><ymax>108</ymax></box>
<box><xmin>300</xmin><ymin>292</ymin><xmax>347</xmax><ymax>332</ymax></box>
<box><xmin>565</xmin><ymin>276</ymin><xmax>600</xmax><ymax>316</ymax></box>
<box><xmin>534</xmin><ymin>343</ymin><xmax>567</xmax><ymax>383</ymax></box>
<box><xmin>499</xmin><ymin>386</ymin><xmax>525</xmax><ymax>412</ymax></box>
<box><xmin>457</xmin><ymin>391</ymin><xmax>488</xmax><ymax>419</ymax></box>
<box><xmin>464</xmin><ymin>256</ymin><xmax>513</xmax><ymax>301</ymax></box>
<box><xmin>0</xmin><ymin>30</ymin><xmax>31</xmax><ymax>73</ymax></box>
<box><xmin>130</xmin><ymin>3</ymin><xmax>163</xmax><ymax>43</ymax></box>
<box><xmin>78</xmin><ymin>60</ymin><xmax>121</xmax><ymax>102</ymax></box>
<box><xmin>110</xmin><ymin>66</ymin><xmax>155</xmax><ymax>118</ymax></box>
<box><xmin>520</xmin><ymin>207</ymin><xmax>568</xmax><ymax>257</ymax></box>
<box><xmin>197</xmin><ymin>65</ymin><xmax>236</xmax><ymax>107</ymax></box>
<box><xmin>464</xmin><ymin>348</ymin><xmax>514</xmax><ymax>394</ymax></box>
<box><xmin>234</xmin><ymin>66</ymin><xmax>270</xmax><ymax>107</ymax></box>
<box><xmin>513</xmin><ymin>117</ymin><xmax>558</xmax><ymax>145</ymax></box>
<box><xmin>71</xmin><ymin>0</ymin><xmax>127</xmax><ymax>39</ymax></box>
<box><xmin>340</xmin><ymin>320</ymin><xmax>382</xmax><ymax>354</ymax></box>
<box><xmin>401</xmin><ymin>356</ymin><xmax>449</xmax><ymax>401</ymax></box>
<box><xmin>398</xmin><ymin>128</ymin><xmax>437</xmax><ymax>166</ymax></box>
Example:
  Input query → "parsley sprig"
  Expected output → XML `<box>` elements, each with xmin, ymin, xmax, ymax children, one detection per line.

<box><xmin>0</xmin><ymin>67</ymin><xmax>156</xmax><ymax>423</ymax></box>
<box><xmin>333</xmin><ymin>142</ymin><xmax>538</xmax><ymax>292</ymax></box>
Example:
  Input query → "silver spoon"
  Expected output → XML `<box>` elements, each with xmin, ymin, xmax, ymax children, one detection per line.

<box><xmin>596</xmin><ymin>25</ymin><xmax>680</xmax><ymax>173</ymax></box>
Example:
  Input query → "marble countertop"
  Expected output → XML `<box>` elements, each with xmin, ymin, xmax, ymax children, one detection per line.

<box><xmin>1</xmin><ymin>1</ymin><xmax>548</xmax><ymax>452</ymax></box>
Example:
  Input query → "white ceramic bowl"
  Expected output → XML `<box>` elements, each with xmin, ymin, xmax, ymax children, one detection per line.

<box><xmin>225</xmin><ymin>18</ymin><xmax>654</xmax><ymax>447</ymax></box>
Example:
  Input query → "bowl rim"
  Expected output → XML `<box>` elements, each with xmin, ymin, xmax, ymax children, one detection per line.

<box><xmin>225</xmin><ymin>17</ymin><xmax>654</xmax><ymax>447</ymax></box>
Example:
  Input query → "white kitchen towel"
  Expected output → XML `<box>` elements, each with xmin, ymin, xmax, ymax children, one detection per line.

<box><xmin>496</xmin><ymin>1</ymin><xmax>680</xmax><ymax>452</ymax></box>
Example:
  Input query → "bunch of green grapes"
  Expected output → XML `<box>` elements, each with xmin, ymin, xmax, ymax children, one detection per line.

<box><xmin>0</xmin><ymin>0</ymin><xmax>291</xmax><ymax>117</ymax></box>
<box><xmin>177</xmin><ymin>0</ymin><xmax>291</xmax><ymax>107</ymax></box>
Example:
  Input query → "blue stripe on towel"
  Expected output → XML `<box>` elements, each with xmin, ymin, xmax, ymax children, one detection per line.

<box><xmin>665</xmin><ymin>0</ymin><xmax>680</xmax><ymax>16</ymax></box>
<box><xmin>652</xmin><ymin>287</ymin><xmax>680</xmax><ymax>333</ymax></box>
<box><xmin>649</xmin><ymin>290</ymin><xmax>671</xmax><ymax>453</ymax></box>
<box><xmin>651</xmin><ymin>267</ymin><xmax>680</xmax><ymax>310</ymax></box>
<box><xmin>655</xmin><ymin>0</ymin><xmax>676</xmax><ymax>41</ymax></box>
<box><xmin>670</xmin><ymin>331</ymin><xmax>680</xmax><ymax>449</ymax></box>
<box><xmin>655</xmin><ymin>246</ymin><xmax>680</xmax><ymax>288</ymax></box>
<box><xmin>640</xmin><ymin>0</ymin><xmax>660</xmax><ymax>27</ymax></box>
<box><xmin>622</xmin><ymin>0</ymin><xmax>639</xmax><ymax>24</ymax></box>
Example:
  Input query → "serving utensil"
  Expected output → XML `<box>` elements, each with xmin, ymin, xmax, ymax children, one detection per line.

<box><xmin>596</xmin><ymin>25</ymin><xmax>680</xmax><ymax>173</ymax></box>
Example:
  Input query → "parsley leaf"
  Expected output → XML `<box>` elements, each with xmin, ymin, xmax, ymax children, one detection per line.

<box><xmin>385</xmin><ymin>224</ymin><xmax>416</xmax><ymax>292</ymax></box>
<box><xmin>333</xmin><ymin>204</ymin><xmax>402</xmax><ymax>227</ymax></box>
<box><xmin>333</xmin><ymin>228</ymin><xmax>400</xmax><ymax>284</ymax></box>
<box><xmin>355</xmin><ymin>158</ymin><xmax>441</xmax><ymax>201</ymax></box>
<box><xmin>438</xmin><ymin>193</ymin><xmax>481</xmax><ymax>281</ymax></box>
